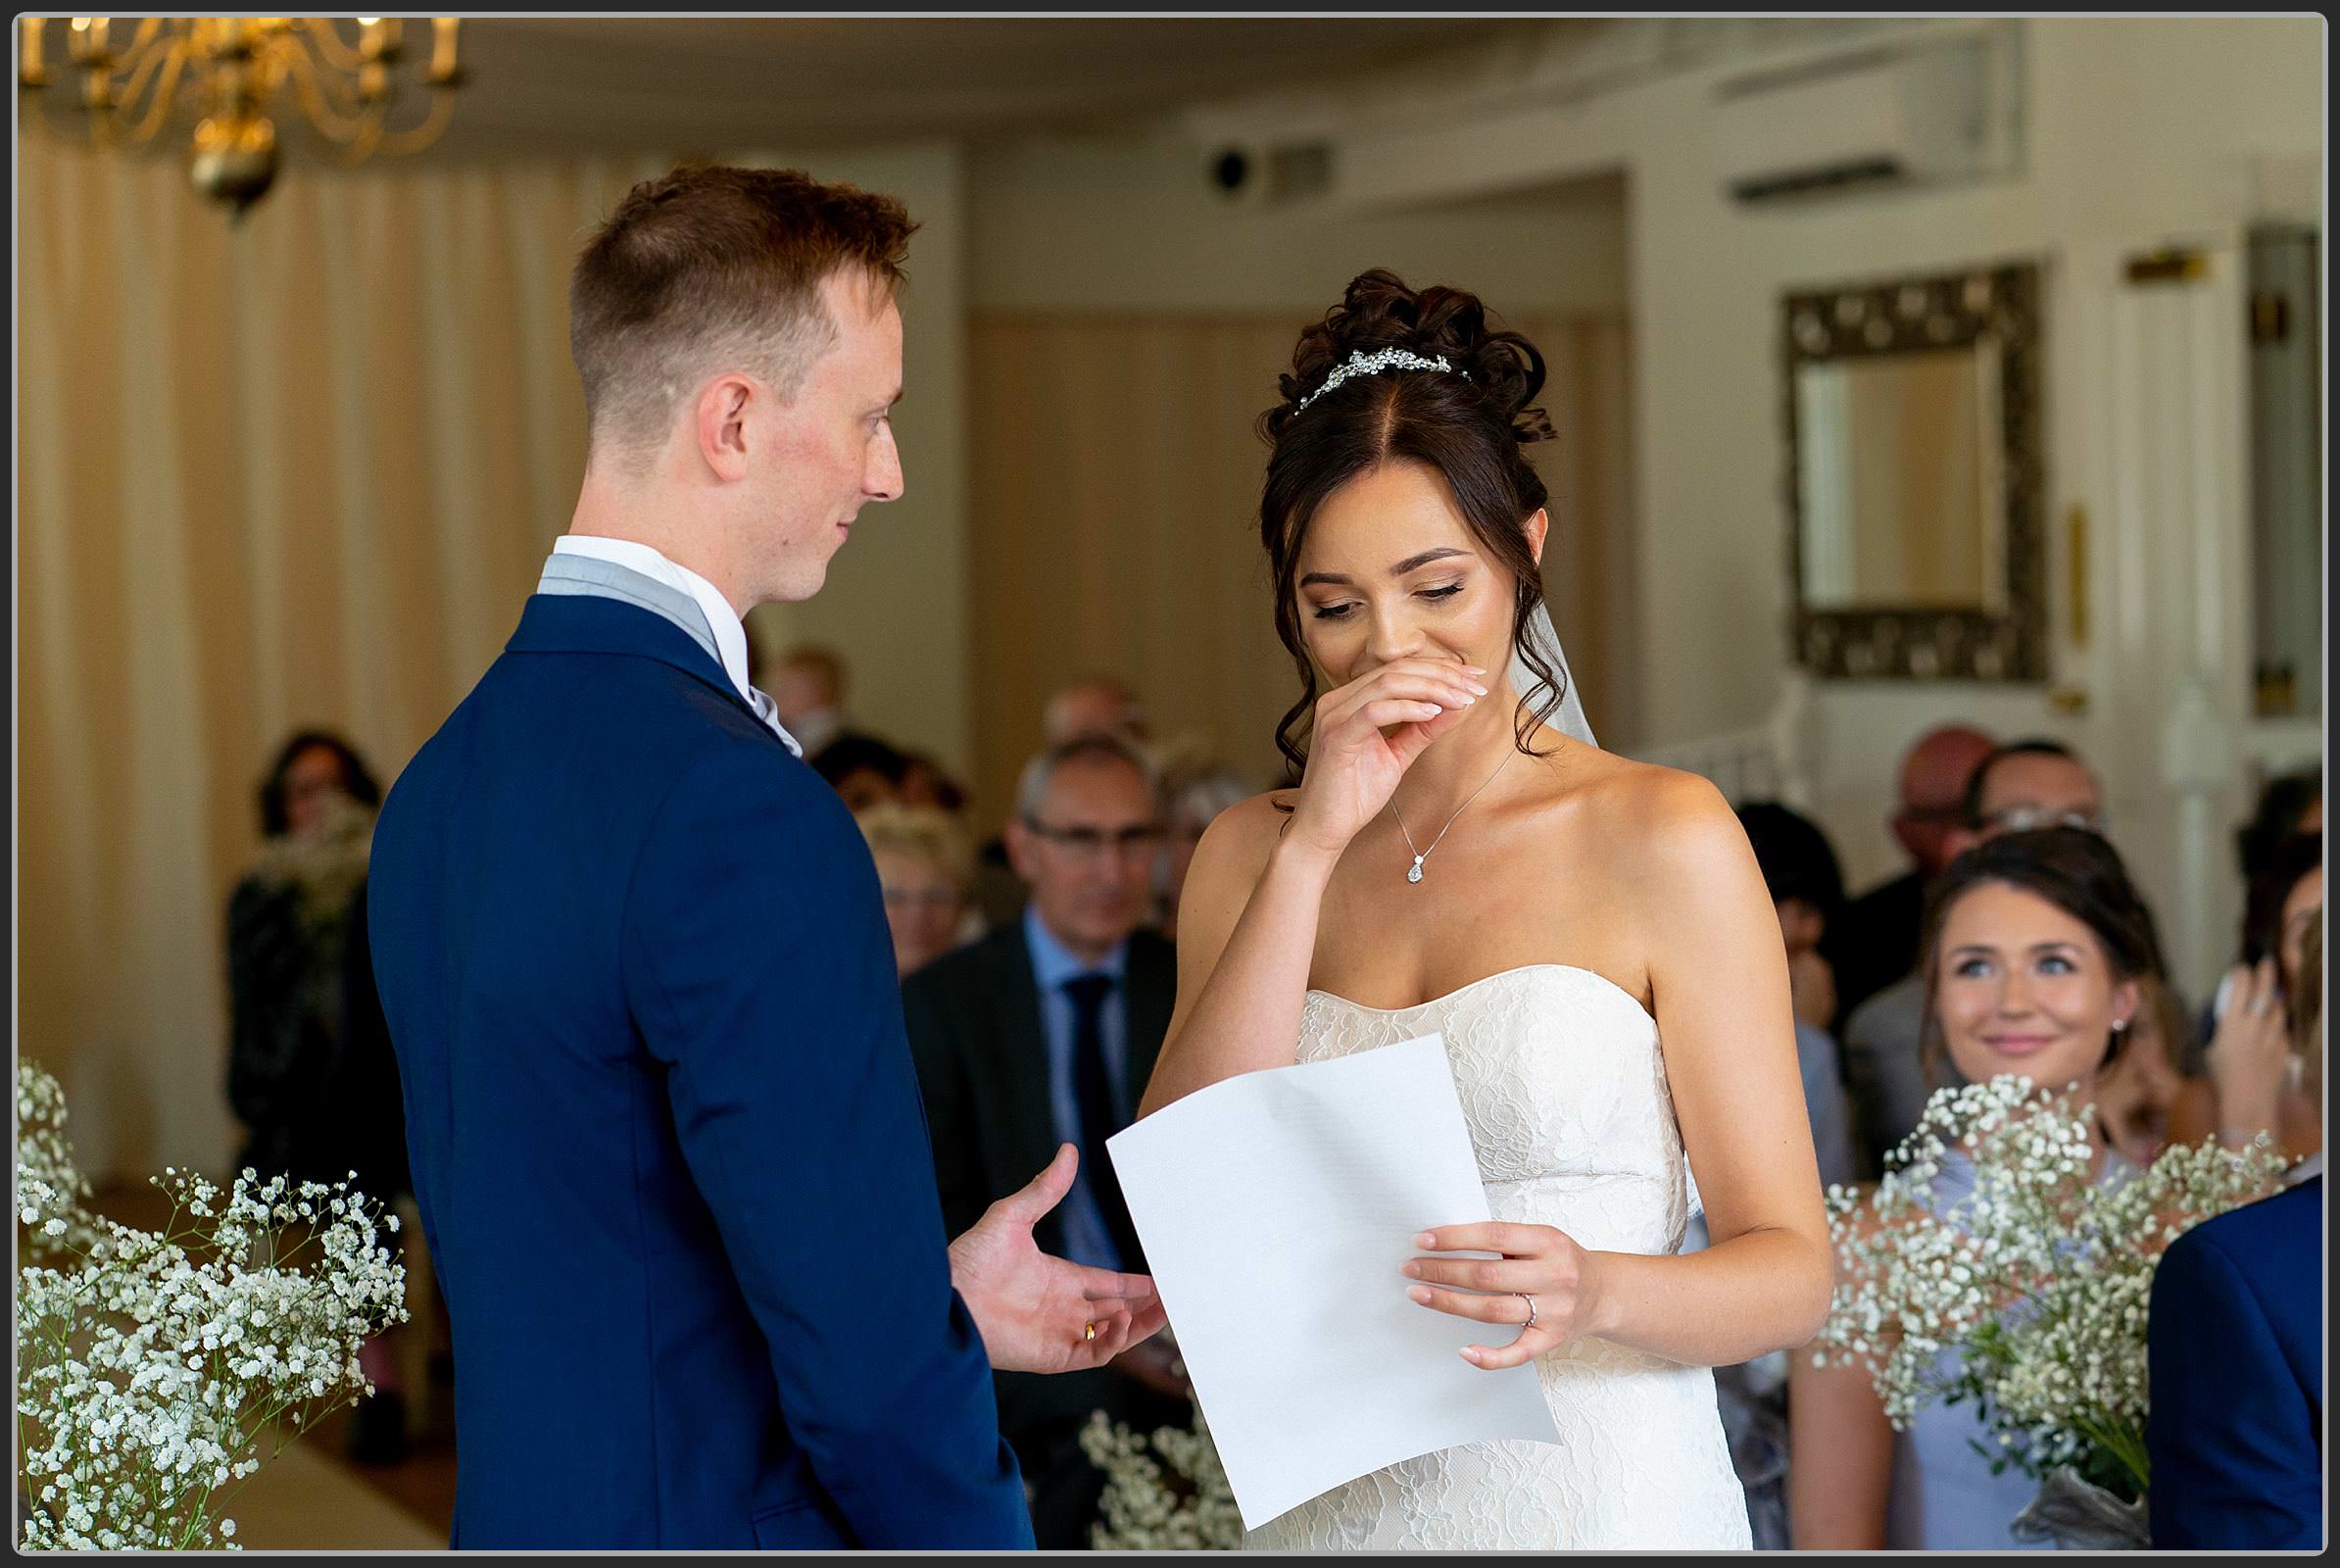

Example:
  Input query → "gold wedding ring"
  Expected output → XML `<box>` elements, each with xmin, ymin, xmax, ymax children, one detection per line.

<box><xmin>1083</xmin><ymin>1320</ymin><xmax>1097</xmax><ymax>1342</ymax></box>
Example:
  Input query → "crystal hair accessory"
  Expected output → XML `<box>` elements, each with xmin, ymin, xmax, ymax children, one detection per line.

<box><xmin>1293</xmin><ymin>347</ymin><xmax>1469</xmax><ymax>415</ymax></box>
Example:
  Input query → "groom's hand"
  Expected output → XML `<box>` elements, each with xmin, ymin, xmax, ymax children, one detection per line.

<box><xmin>948</xmin><ymin>1144</ymin><xmax>1170</xmax><ymax>1375</ymax></box>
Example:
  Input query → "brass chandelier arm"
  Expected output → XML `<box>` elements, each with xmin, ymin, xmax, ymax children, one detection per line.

<box><xmin>116</xmin><ymin>34</ymin><xmax>192</xmax><ymax>145</ymax></box>
<box><xmin>297</xmin><ymin>16</ymin><xmax>370</xmax><ymax>74</ymax></box>
<box><xmin>280</xmin><ymin>35</ymin><xmax>376</xmax><ymax>144</ymax></box>
<box><xmin>333</xmin><ymin>115</ymin><xmax>384</xmax><ymax>168</ymax></box>
<box><xmin>374</xmin><ymin>85</ymin><xmax>456</xmax><ymax>157</ymax></box>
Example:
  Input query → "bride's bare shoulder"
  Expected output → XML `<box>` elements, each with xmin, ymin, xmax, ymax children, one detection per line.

<box><xmin>1189</xmin><ymin>800</ymin><xmax>1300</xmax><ymax>884</ymax></box>
<box><xmin>1540</xmin><ymin>745</ymin><xmax>1745</xmax><ymax>874</ymax></box>
<box><xmin>1543</xmin><ymin>744</ymin><xmax>1731</xmax><ymax>828</ymax></box>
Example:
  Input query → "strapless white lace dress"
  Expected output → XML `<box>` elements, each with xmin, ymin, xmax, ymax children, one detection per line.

<box><xmin>1243</xmin><ymin>964</ymin><xmax>1753</xmax><ymax>1551</ymax></box>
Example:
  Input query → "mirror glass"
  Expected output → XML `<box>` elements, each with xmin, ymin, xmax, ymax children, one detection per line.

<box><xmin>1793</xmin><ymin>342</ymin><xmax>2004</xmax><ymax>612</ymax></box>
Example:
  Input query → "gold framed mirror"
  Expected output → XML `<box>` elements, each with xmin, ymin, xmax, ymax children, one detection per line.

<box><xmin>1782</xmin><ymin>260</ymin><xmax>2046</xmax><ymax>680</ymax></box>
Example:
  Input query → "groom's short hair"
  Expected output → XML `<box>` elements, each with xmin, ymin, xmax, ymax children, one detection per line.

<box><xmin>569</xmin><ymin>163</ymin><xmax>918</xmax><ymax>466</ymax></box>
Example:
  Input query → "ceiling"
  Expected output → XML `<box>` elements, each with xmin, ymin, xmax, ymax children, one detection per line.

<box><xmin>165</xmin><ymin>17</ymin><xmax>1556</xmax><ymax>162</ymax></box>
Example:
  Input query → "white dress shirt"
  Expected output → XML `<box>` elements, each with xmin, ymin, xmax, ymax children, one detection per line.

<box><xmin>550</xmin><ymin>535</ymin><xmax>801</xmax><ymax>757</ymax></box>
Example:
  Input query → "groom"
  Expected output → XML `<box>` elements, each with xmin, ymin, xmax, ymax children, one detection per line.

<box><xmin>366</xmin><ymin>165</ymin><xmax>1163</xmax><ymax>1550</ymax></box>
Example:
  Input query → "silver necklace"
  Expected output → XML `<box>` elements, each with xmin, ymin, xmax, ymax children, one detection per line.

<box><xmin>1389</xmin><ymin>752</ymin><xmax>1511</xmax><ymax>885</ymax></box>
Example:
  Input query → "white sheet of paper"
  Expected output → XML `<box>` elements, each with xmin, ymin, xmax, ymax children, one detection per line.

<box><xmin>1105</xmin><ymin>1033</ymin><xmax>1562</xmax><ymax>1532</ymax></box>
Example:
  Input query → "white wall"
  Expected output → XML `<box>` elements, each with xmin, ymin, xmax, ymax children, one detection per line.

<box><xmin>968</xmin><ymin>128</ymin><xmax>1628</xmax><ymax>317</ymax></box>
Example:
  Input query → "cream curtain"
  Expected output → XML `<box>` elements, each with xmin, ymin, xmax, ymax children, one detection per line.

<box><xmin>965</xmin><ymin>311</ymin><xmax>1635</xmax><ymax>827</ymax></box>
<box><xmin>17</xmin><ymin>123</ymin><xmax>671</xmax><ymax>1182</ymax></box>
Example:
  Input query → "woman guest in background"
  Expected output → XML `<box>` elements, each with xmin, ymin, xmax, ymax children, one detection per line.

<box><xmin>899</xmin><ymin>750</ymin><xmax>971</xmax><ymax>816</ymax></box>
<box><xmin>226</xmin><ymin>731</ymin><xmax>383</xmax><ymax>1186</ymax></box>
<box><xmin>1145</xmin><ymin>270</ymin><xmax>1831</xmax><ymax>1550</ymax></box>
<box><xmin>1787</xmin><ymin>828</ymin><xmax>2164</xmax><ymax>1549</ymax></box>
<box><xmin>1151</xmin><ymin>746</ymin><xmax>1253</xmax><ymax>940</ymax></box>
<box><xmin>856</xmin><ymin>801</ymin><xmax>980</xmax><ymax>976</ymax></box>
<box><xmin>811</xmin><ymin>731</ymin><xmax>912</xmax><ymax>813</ymax></box>
<box><xmin>225</xmin><ymin>729</ymin><xmax>414</xmax><ymax>1462</ymax></box>
<box><xmin>2168</xmin><ymin>831</ymin><xmax>2322</xmax><ymax>1161</ymax></box>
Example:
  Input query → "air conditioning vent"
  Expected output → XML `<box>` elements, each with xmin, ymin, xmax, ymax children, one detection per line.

<box><xmin>1714</xmin><ymin>24</ymin><xmax>2020</xmax><ymax>206</ymax></box>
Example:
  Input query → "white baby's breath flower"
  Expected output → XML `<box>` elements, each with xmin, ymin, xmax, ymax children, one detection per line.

<box><xmin>1081</xmin><ymin>1394</ymin><xmax>1241</xmax><ymax>1549</ymax></box>
<box><xmin>1812</xmin><ymin>1074</ymin><xmax>2289</xmax><ymax>1499</ymax></box>
<box><xmin>15</xmin><ymin>1060</ymin><xmax>410</xmax><ymax>1551</ymax></box>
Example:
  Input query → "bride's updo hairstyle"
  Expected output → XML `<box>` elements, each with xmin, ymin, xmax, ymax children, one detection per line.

<box><xmin>1259</xmin><ymin>269</ymin><xmax>1564</xmax><ymax>779</ymax></box>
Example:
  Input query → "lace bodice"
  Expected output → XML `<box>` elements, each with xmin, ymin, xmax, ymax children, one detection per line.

<box><xmin>1242</xmin><ymin>964</ymin><xmax>1753</xmax><ymax>1551</ymax></box>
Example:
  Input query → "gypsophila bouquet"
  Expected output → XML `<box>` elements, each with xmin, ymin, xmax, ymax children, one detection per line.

<box><xmin>15</xmin><ymin>1061</ymin><xmax>410</xmax><ymax>1550</ymax></box>
<box><xmin>1810</xmin><ymin>1073</ymin><xmax>2288</xmax><ymax>1507</ymax></box>
<box><xmin>1079</xmin><ymin>1391</ymin><xmax>1242</xmax><ymax>1549</ymax></box>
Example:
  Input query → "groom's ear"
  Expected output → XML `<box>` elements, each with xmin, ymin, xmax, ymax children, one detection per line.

<box><xmin>694</xmin><ymin>373</ymin><xmax>756</xmax><ymax>483</ymax></box>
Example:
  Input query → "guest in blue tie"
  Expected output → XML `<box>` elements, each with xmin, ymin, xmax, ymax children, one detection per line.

<box><xmin>905</xmin><ymin>732</ymin><xmax>1191</xmax><ymax>1546</ymax></box>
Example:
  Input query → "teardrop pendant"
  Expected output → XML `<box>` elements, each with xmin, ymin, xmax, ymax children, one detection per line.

<box><xmin>1407</xmin><ymin>857</ymin><xmax>1425</xmax><ymax>884</ymax></box>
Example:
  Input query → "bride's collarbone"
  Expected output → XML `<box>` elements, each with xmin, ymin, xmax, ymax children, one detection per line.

<box><xmin>1309</xmin><ymin>882</ymin><xmax>1650</xmax><ymax>1017</ymax></box>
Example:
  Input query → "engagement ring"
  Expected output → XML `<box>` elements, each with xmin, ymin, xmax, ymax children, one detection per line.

<box><xmin>1517</xmin><ymin>1293</ymin><xmax>1538</xmax><ymax>1330</ymax></box>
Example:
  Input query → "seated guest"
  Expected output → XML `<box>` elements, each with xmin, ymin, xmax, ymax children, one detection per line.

<box><xmin>1691</xmin><ymin>802</ymin><xmax>1862</xmax><ymax>1548</ymax></box>
<box><xmin>902</xmin><ymin>734</ymin><xmax>1188</xmax><ymax>1547</ymax></box>
<box><xmin>810</xmin><ymin>731</ymin><xmax>910</xmax><ymax>813</ymax></box>
<box><xmin>2168</xmin><ymin>833</ymin><xmax>2322</xmax><ymax>1159</ymax></box>
<box><xmin>900</xmin><ymin>750</ymin><xmax>970</xmax><ymax>815</ymax></box>
<box><xmin>1826</xmin><ymin>725</ymin><xmax>1997</xmax><ymax>1030</ymax></box>
<box><xmin>1043</xmin><ymin>675</ymin><xmax>1149</xmax><ymax>748</ymax></box>
<box><xmin>1842</xmin><ymin>738</ymin><xmax>2104</xmax><ymax>1172</ymax></box>
<box><xmin>972</xmin><ymin>677</ymin><xmax>1156</xmax><ymax>930</ymax></box>
<box><xmin>2181</xmin><ymin>779</ymin><xmax>2322</xmax><ymax>1071</ymax></box>
<box><xmin>1153</xmin><ymin>747</ymin><xmax>1253</xmax><ymax>940</ymax></box>
<box><xmin>226</xmin><ymin>731</ymin><xmax>384</xmax><ymax>1187</ymax></box>
<box><xmin>856</xmin><ymin>802</ymin><xmax>980</xmax><ymax>976</ymax></box>
<box><xmin>1791</xmin><ymin>827</ymin><xmax>2162</xmax><ymax>1548</ymax></box>
<box><xmin>1734</xmin><ymin>803</ymin><xmax>1860</xmax><ymax>1192</ymax></box>
<box><xmin>2234</xmin><ymin>763</ymin><xmax>2322</xmax><ymax>898</ymax></box>
<box><xmin>225</xmin><ymin>732</ymin><xmax>414</xmax><ymax>1464</ymax></box>
<box><xmin>2146</xmin><ymin>944</ymin><xmax>2320</xmax><ymax>1555</ymax></box>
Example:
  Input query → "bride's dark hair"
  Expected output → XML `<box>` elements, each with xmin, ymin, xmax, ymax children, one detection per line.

<box><xmin>1257</xmin><ymin>269</ymin><xmax>1566</xmax><ymax>781</ymax></box>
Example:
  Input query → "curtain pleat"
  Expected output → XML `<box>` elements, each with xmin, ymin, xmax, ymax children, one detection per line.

<box><xmin>16</xmin><ymin>123</ymin><xmax>660</xmax><ymax>1181</ymax></box>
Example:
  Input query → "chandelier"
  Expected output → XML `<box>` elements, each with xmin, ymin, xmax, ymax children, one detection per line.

<box><xmin>18</xmin><ymin>17</ymin><xmax>466</xmax><ymax>217</ymax></box>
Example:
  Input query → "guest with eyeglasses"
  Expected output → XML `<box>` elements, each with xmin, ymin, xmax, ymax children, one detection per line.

<box><xmin>1841</xmin><ymin>738</ymin><xmax>2108</xmax><ymax>1171</ymax></box>
<box><xmin>902</xmin><ymin>733</ymin><xmax>1188</xmax><ymax>1546</ymax></box>
<box><xmin>1825</xmin><ymin>725</ymin><xmax>1998</xmax><ymax>1034</ymax></box>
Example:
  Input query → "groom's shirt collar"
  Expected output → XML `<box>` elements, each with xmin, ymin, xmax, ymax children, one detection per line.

<box><xmin>548</xmin><ymin>535</ymin><xmax>802</xmax><ymax>757</ymax></box>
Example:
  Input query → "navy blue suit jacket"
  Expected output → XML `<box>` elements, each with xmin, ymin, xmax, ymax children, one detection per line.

<box><xmin>366</xmin><ymin>593</ymin><xmax>1032</xmax><ymax>1549</ymax></box>
<box><xmin>2146</xmin><ymin>1173</ymin><xmax>2322</xmax><ymax>1549</ymax></box>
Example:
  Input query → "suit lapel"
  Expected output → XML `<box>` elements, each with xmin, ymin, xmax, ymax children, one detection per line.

<box><xmin>980</xmin><ymin>926</ymin><xmax>1064</xmax><ymax>1241</ymax></box>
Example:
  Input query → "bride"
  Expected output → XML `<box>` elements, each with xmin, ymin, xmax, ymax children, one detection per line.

<box><xmin>1137</xmin><ymin>270</ymin><xmax>1833</xmax><ymax>1550</ymax></box>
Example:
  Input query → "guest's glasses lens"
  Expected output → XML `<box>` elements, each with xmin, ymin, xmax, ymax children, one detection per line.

<box><xmin>1029</xmin><ymin>821</ymin><xmax>1164</xmax><ymax>861</ymax></box>
<box><xmin>1989</xmin><ymin>807</ymin><xmax>2106</xmax><ymax>835</ymax></box>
